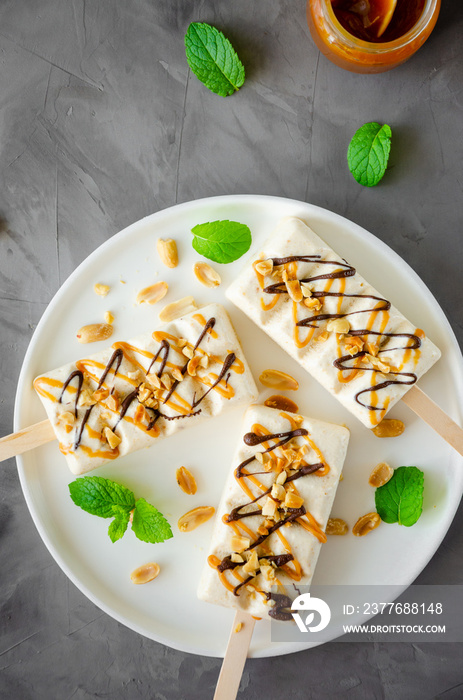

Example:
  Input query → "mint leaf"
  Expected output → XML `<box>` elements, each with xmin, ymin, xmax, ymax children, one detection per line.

<box><xmin>131</xmin><ymin>498</ymin><xmax>173</xmax><ymax>544</ymax></box>
<box><xmin>191</xmin><ymin>220</ymin><xmax>251</xmax><ymax>264</ymax></box>
<box><xmin>347</xmin><ymin>122</ymin><xmax>392</xmax><ymax>187</ymax></box>
<box><xmin>68</xmin><ymin>476</ymin><xmax>135</xmax><ymax>518</ymax></box>
<box><xmin>185</xmin><ymin>22</ymin><xmax>245</xmax><ymax>97</ymax></box>
<box><xmin>108</xmin><ymin>506</ymin><xmax>131</xmax><ymax>543</ymax></box>
<box><xmin>375</xmin><ymin>466</ymin><xmax>424</xmax><ymax>527</ymax></box>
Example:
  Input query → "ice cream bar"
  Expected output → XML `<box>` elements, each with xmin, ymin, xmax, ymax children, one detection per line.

<box><xmin>33</xmin><ymin>303</ymin><xmax>258</xmax><ymax>475</ymax></box>
<box><xmin>226</xmin><ymin>217</ymin><xmax>441</xmax><ymax>428</ymax></box>
<box><xmin>198</xmin><ymin>405</ymin><xmax>349</xmax><ymax>619</ymax></box>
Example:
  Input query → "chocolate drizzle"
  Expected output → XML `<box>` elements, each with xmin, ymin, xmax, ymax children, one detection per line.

<box><xmin>59</xmin><ymin>370</ymin><xmax>83</xmax><ymax>417</ymax></box>
<box><xmin>192</xmin><ymin>352</ymin><xmax>236</xmax><ymax>409</ymax></box>
<box><xmin>97</xmin><ymin>349</ymin><xmax>123</xmax><ymax>389</ymax></box>
<box><xmin>266</xmin><ymin>592</ymin><xmax>294</xmax><ymax>621</ymax></box>
<box><xmin>72</xmin><ymin>348</ymin><xmax>124</xmax><ymax>448</ymax></box>
<box><xmin>147</xmin><ymin>339</ymin><xmax>169</xmax><ymax>377</ymax></box>
<box><xmin>260</xmin><ymin>255</ymin><xmax>423</xmax><ymax>414</ymax></box>
<box><xmin>244</xmin><ymin>428</ymin><xmax>308</xmax><ymax>446</ymax></box>
<box><xmin>74</xmin><ymin>407</ymin><xmax>93</xmax><ymax>450</ymax></box>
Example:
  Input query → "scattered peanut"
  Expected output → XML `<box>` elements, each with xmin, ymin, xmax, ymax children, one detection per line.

<box><xmin>94</xmin><ymin>283</ymin><xmax>110</xmax><ymax>297</ymax></box>
<box><xmin>76</xmin><ymin>323</ymin><xmax>113</xmax><ymax>344</ymax></box>
<box><xmin>176</xmin><ymin>466</ymin><xmax>197</xmax><ymax>495</ymax></box>
<box><xmin>159</xmin><ymin>296</ymin><xmax>197</xmax><ymax>323</ymax></box>
<box><xmin>104</xmin><ymin>311</ymin><xmax>114</xmax><ymax>325</ymax></box>
<box><xmin>372</xmin><ymin>419</ymin><xmax>405</xmax><ymax>438</ymax></box>
<box><xmin>157</xmin><ymin>238</ymin><xmax>178</xmax><ymax>268</ymax></box>
<box><xmin>136</xmin><ymin>281</ymin><xmax>168</xmax><ymax>305</ymax></box>
<box><xmin>352</xmin><ymin>512</ymin><xmax>381</xmax><ymax>537</ymax></box>
<box><xmin>178</xmin><ymin>505</ymin><xmax>215</xmax><ymax>532</ymax></box>
<box><xmin>234</xmin><ymin>623</ymin><xmax>243</xmax><ymax>634</ymax></box>
<box><xmin>326</xmin><ymin>518</ymin><xmax>348</xmax><ymax>536</ymax></box>
<box><xmin>259</xmin><ymin>369</ymin><xmax>299</xmax><ymax>391</ymax></box>
<box><xmin>264</xmin><ymin>394</ymin><xmax>299</xmax><ymax>413</ymax></box>
<box><xmin>193</xmin><ymin>261</ymin><xmax>221</xmax><ymax>288</ymax></box>
<box><xmin>369</xmin><ymin>462</ymin><xmax>394</xmax><ymax>488</ymax></box>
<box><xmin>130</xmin><ymin>562</ymin><xmax>160</xmax><ymax>585</ymax></box>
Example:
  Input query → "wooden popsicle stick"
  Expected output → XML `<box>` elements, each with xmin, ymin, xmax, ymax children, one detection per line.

<box><xmin>213</xmin><ymin>610</ymin><xmax>256</xmax><ymax>700</ymax></box>
<box><xmin>0</xmin><ymin>420</ymin><xmax>56</xmax><ymax>462</ymax></box>
<box><xmin>401</xmin><ymin>385</ymin><xmax>463</xmax><ymax>457</ymax></box>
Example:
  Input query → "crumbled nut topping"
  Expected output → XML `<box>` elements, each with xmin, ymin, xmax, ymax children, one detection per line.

<box><xmin>230</xmin><ymin>535</ymin><xmax>250</xmax><ymax>553</ymax></box>
<box><xmin>103</xmin><ymin>426</ymin><xmax>121</xmax><ymax>449</ymax></box>
<box><xmin>254</xmin><ymin>259</ymin><xmax>274</xmax><ymax>276</ymax></box>
<box><xmin>327</xmin><ymin>317</ymin><xmax>351</xmax><ymax>334</ymax></box>
<box><xmin>79</xmin><ymin>389</ymin><xmax>97</xmax><ymax>407</ymax></box>
<box><xmin>171</xmin><ymin>368</ymin><xmax>184</xmax><ymax>382</ymax></box>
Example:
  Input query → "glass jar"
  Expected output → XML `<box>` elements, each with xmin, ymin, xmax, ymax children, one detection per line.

<box><xmin>306</xmin><ymin>0</ymin><xmax>441</xmax><ymax>74</ymax></box>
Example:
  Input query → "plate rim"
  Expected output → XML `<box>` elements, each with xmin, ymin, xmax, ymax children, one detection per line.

<box><xmin>14</xmin><ymin>193</ymin><xmax>463</xmax><ymax>658</ymax></box>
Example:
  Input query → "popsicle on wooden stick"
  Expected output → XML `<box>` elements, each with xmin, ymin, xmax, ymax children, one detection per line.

<box><xmin>32</xmin><ymin>303</ymin><xmax>258</xmax><ymax>475</ymax></box>
<box><xmin>198</xmin><ymin>405</ymin><xmax>349</xmax><ymax>619</ymax></box>
<box><xmin>226</xmin><ymin>217</ymin><xmax>441</xmax><ymax>429</ymax></box>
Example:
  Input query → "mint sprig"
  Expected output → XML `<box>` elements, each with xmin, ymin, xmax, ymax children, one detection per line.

<box><xmin>69</xmin><ymin>476</ymin><xmax>173</xmax><ymax>544</ymax></box>
<box><xmin>185</xmin><ymin>22</ymin><xmax>245</xmax><ymax>97</ymax></box>
<box><xmin>347</xmin><ymin>122</ymin><xmax>392</xmax><ymax>187</ymax></box>
<box><xmin>69</xmin><ymin>476</ymin><xmax>135</xmax><ymax>518</ymax></box>
<box><xmin>132</xmin><ymin>498</ymin><xmax>173</xmax><ymax>544</ymax></box>
<box><xmin>375</xmin><ymin>466</ymin><xmax>424</xmax><ymax>527</ymax></box>
<box><xmin>191</xmin><ymin>220</ymin><xmax>252</xmax><ymax>264</ymax></box>
<box><xmin>108</xmin><ymin>505</ymin><xmax>131</xmax><ymax>543</ymax></box>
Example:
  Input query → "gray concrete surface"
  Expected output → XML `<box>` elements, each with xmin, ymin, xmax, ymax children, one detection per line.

<box><xmin>1</xmin><ymin>1</ymin><xmax>463</xmax><ymax>698</ymax></box>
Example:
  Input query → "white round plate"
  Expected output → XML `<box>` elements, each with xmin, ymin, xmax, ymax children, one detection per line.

<box><xmin>15</xmin><ymin>195</ymin><xmax>463</xmax><ymax>658</ymax></box>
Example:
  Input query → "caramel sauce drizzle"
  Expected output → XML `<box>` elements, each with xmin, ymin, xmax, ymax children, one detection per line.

<box><xmin>254</xmin><ymin>255</ymin><xmax>423</xmax><ymax>423</ymax></box>
<box><xmin>208</xmin><ymin>416</ymin><xmax>331</xmax><ymax>598</ymax></box>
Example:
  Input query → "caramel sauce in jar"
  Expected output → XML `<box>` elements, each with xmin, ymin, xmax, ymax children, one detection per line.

<box><xmin>307</xmin><ymin>0</ymin><xmax>440</xmax><ymax>73</ymax></box>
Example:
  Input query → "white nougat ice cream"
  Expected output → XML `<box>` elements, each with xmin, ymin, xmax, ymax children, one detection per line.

<box><xmin>34</xmin><ymin>303</ymin><xmax>258</xmax><ymax>474</ymax></box>
<box><xmin>226</xmin><ymin>217</ymin><xmax>441</xmax><ymax>428</ymax></box>
<box><xmin>198</xmin><ymin>405</ymin><xmax>349</xmax><ymax>620</ymax></box>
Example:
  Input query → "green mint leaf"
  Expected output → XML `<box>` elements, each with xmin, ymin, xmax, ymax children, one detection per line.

<box><xmin>375</xmin><ymin>466</ymin><xmax>424</xmax><ymax>527</ymax></box>
<box><xmin>347</xmin><ymin>122</ymin><xmax>392</xmax><ymax>187</ymax></box>
<box><xmin>131</xmin><ymin>498</ymin><xmax>173</xmax><ymax>544</ymax></box>
<box><xmin>185</xmin><ymin>22</ymin><xmax>245</xmax><ymax>97</ymax></box>
<box><xmin>108</xmin><ymin>506</ymin><xmax>131</xmax><ymax>543</ymax></box>
<box><xmin>68</xmin><ymin>476</ymin><xmax>135</xmax><ymax>518</ymax></box>
<box><xmin>191</xmin><ymin>220</ymin><xmax>252</xmax><ymax>264</ymax></box>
